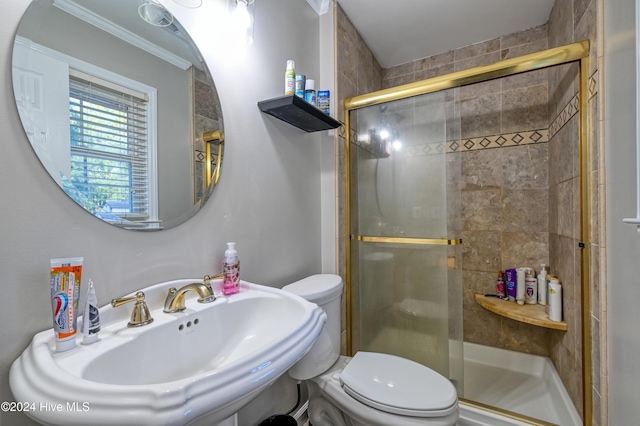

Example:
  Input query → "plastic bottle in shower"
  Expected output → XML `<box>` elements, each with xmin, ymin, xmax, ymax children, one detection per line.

<box><xmin>222</xmin><ymin>242</ymin><xmax>240</xmax><ymax>295</ymax></box>
<box><xmin>525</xmin><ymin>270</ymin><xmax>537</xmax><ymax>304</ymax></box>
<box><xmin>537</xmin><ymin>264</ymin><xmax>547</xmax><ymax>305</ymax></box>
<box><xmin>496</xmin><ymin>271</ymin><xmax>505</xmax><ymax>298</ymax></box>
<box><xmin>548</xmin><ymin>277</ymin><xmax>562</xmax><ymax>322</ymax></box>
<box><xmin>516</xmin><ymin>268</ymin><xmax>526</xmax><ymax>305</ymax></box>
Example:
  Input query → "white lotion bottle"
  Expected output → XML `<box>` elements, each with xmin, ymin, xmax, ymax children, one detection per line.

<box><xmin>516</xmin><ymin>268</ymin><xmax>526</xmax><ymax>305</ymax></box>
<box><xmin>548</xmin><ymin>278</ymin><xmax>562</xmax><ymax>322</ymax></box>
<box><xmin>537</xmin><ymin>264</ymin><xmax>547</xmax><ymax>305</ymax></box>
<box><xmin>222</xmin><ymin>242</ymin><xmax>240</xmax><ymax>295</ymax></box>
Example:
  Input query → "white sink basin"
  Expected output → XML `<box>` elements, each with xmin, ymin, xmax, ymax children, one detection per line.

<box><xmin>10</xmin><ymin>279</ymin><xmax>327</xmax><ymax>426</ymax></box>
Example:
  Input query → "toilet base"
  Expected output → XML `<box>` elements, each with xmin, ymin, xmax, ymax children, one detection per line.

<box><xmin>306</xmin><ymin>356</ymin><xmax>458</xmax><ymax>426</ymax></box>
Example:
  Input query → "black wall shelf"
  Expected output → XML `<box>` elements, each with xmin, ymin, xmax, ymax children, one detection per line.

<box><xmin>258</xmin><ymin>95</ymin><xmax>341</xmax><ymax>133</ymax></box>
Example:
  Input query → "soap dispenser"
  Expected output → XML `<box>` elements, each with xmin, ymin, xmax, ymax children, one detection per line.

<box><xmin>222</xmin><ymin>242</ymin><xmax>240</xmax><ymax>295</ymax></box>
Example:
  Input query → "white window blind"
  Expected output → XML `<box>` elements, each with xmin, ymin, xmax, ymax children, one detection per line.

<box><xmin>69</xmin><ymin>72</ymin><xmax>150</xmax><ymax>220</ymax></box>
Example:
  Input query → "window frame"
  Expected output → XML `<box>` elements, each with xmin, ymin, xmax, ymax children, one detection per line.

<box><xmin>40</xmin><ymin>45</ymin><xmax>159</xmax><ymax>226</ymax></box>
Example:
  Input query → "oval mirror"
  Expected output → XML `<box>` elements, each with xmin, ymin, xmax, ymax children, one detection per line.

<box><xmin>12</xmin><ymin>0</ymin><xmax>224</xmax><ymax>231</ymax></box>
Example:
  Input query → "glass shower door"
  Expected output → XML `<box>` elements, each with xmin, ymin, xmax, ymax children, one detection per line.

<box><xmin>350</xmin><ymin>88</ymin><xmax>463</xmax><ymax>392</ymax></box>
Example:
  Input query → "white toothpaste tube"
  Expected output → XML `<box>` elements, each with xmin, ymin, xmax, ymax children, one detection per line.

<box><xmin>50</xmin><ymin>257</ymin><xmax>84</xmax><ymax>352</ymax></box>
<box><xmin>81</xmin><ymin>279</ymin><xmax>100</xmax><ymax>344</ymax></box>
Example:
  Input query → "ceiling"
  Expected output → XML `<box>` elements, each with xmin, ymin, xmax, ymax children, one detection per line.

<box><xmin>334</xmin><ymin>0</ymin><xmax>556</xmax><ymax>68</ymax></box>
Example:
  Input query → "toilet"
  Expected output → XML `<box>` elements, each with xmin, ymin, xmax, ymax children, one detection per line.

<box><xmin>283</xmin><ymin>274</ymin><xmax>459</xmax><ymax>426</ymax></box>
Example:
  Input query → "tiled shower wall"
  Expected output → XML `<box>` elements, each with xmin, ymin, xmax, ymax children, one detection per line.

<box><xmin>335</xmin><ymin>0</ymin><xmax>605</xmax><ymax>423</ymax></box>
<box><xmin>547</xmin><ymin>0</ymin><xmax>605</xmax><ymax>424</ymax></box>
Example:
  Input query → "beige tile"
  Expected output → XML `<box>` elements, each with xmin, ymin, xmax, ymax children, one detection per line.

<box><xmin>454</xmin><ymin>51</ymin><xmax>502</xmax><ymax>72</ymax></box>
<box><xmin>502</xmin><ymin>68</ymin><xmax>548</xmax><ymax>92</ymax></box>
<box><xmin>382</xmin><ymin>73</ymin><xmax>415</xmax><ymax>89</ymax></box>
<box><xmin>460</xmin><ymin>79</ymin><xmax>501</xmax><ymax>100</ymax></box>
<box><xmin>382</xmin><ymin>61</ymin><xmax>415</xmax><ymax>80</ymax></box>
<box><xmin>415</xmin><ymin>63</ymin><xmax>455</xmax><ymax>81</ymax></box>
<box><xmin>501</xmin><ymin>24</ymin><xmax>548</xmax><ymax>49</ymax></box>
<box><xmin>463</xmin><ymin>308</ymin><xmax>503</xmax><ymax>347</ymax></box>
<box><xmin>502</xmin><ymin>188</ymin><xmax>549</xmax><ymax>232</ymax></box>
<box><xmin>501</xmin><ymin>39</ymin><xmax>549</xmax><ymax>61</ymax></box>
<box><xmin>415</xmin><ymin>50</ymin><xmax>454</xmax><ymax>71</ymax></box>
<box><xmin>462</xmin><ymin>149</ymin><xmax>502</xmax><ymax>190</ymax></box>
<box><xmin>462</xmin><ymin>189</ymin><xmax>502</xmax><ymax>231</ymax></box>
<box><xmin>501</xmin><ymin>231</ymin><xmax>549</xmax><ymax>270</ymax></box>
<box><xmin>500</xmin><ymin>318</ymin><xmax>550</xmax><ymax>356</ymax></box>
<box><xmin>462</xmin><ymin>230</ymin><xmax>502</xmax><ymax>272</ymax></box>
<box><xmin>548</xmin><ymin>0</ymin><xmax>574</xmax><ymax>48</ymax></box>
<box><xmin>501</xmin><ymin>84</ymin><xmax>549</xmax><ymax>133</ymax></box>
<box><xmin>501</xmin><ymin>144</ymin><xmax>549</xmax><ymax>189</ymax></box>
<box><xmin>454</xmin><ymin>38</ymin><xmax>501</xmax><ymax>62</ymax></box>
<box><xmin>460</xmin><ymin>93</ymin><xmax>501</xmax><ymax>139</ymax></box>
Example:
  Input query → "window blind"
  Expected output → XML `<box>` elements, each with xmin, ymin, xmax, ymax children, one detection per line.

<box><xmin>69</xmin><ymin>74</ymin><xmax>149</xmax><ymax>220</ymax></box>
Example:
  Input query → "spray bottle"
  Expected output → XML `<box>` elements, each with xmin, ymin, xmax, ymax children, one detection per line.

<box><xmin>285</xmin><ymin>60</ymin><xmax>296</xmax><ymax>96</ymax></box>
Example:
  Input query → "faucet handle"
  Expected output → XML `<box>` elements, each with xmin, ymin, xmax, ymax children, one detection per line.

<box><xmin>111</xmin><ymin>291</ymin><xmax>154</xmax><ymax>328</ymax></box>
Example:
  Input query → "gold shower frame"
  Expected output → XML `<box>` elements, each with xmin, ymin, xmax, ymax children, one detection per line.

<box><xmin>343</xmin><ymin>41</ymin><xmax>592</xmax><ymax>425</ymax></box>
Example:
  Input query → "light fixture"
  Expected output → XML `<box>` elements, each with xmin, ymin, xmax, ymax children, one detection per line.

<box><xmin>138</xmin><ymin>0</ymin><xmax>174</xmax><ymax>27</ymax></box>
<box><xmin>230</xmin><ymin>0</ymin><xmax>255</xmax><ymax>45</ymax></box>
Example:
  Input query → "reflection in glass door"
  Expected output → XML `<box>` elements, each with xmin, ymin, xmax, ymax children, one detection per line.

<box><xmin>349</xmin><ymin>88</ymin><xmax>463</xmax><ymax>393</ymax></box>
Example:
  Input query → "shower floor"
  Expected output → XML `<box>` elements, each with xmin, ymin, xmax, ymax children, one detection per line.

<box><xmin>364</xmin><ymin>327</ymin><xmax>581</xmax><ymax>426</ymax></box>
<box><xmin>463</xmin><ymin>342</ymin><xmax>581</xmax><ymax>426</ymax></box>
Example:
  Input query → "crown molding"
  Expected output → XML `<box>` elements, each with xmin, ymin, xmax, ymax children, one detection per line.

<box><xmin>305</xmin><ymin>0</ymin><xmax>332</xmax><ymax>15</ymax></box>
<box><xmin>52</xmin><ymin>0</ymin><xmax>191</xmax><ymax>70</ymax></box>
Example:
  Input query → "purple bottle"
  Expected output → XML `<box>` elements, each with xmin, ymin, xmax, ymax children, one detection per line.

<box><xmin>505</xmin><ymin>268</ymin><xmax>517</xmax><ymax>302</ymax></box>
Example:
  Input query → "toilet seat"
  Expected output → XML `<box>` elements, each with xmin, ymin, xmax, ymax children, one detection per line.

<box><xmin>339</xmin><ymin>352</ymin><xmax>458</xmax><ymax>418</ymax></box>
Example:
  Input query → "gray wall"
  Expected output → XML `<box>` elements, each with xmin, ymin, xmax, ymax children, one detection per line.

<box><xmin>0</xmin><ymin>0</ymin><xmax>334</xmax><ymax>425</ymax></box>
<box><xmin>604</xmin><ymin>0</ymin><xmax>640</xmax><ymax>424</ymax></box>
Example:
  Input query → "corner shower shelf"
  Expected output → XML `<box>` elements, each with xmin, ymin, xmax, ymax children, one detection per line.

<box><xmin>474</xmin><ymin>294</ymin><xmax>567</xmax><ymax>331</ymax></box>
<box><xmin>258</xmin><ymin>95</ymin><xmax>341</xmax><ymax>132</ymax></box>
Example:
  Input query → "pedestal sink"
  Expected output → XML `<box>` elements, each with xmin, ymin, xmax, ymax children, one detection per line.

<box><xmin>10</xmin><ymin>279</ymin><xmax>327</xmax><ymax>426</ymax></box>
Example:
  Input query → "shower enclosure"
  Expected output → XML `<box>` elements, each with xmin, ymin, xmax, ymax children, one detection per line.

<box><xmin>344</xmin><ymin>41</ymin><xmax>592</xmax><ymax>425</ymax></box>
<box><xmin>348</xmin><ymin>89</ymin><xmax>464</xmax><ymax>393</ymax></box>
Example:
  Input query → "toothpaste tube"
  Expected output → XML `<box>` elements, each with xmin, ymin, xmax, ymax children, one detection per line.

<box><xmin>81</xmin><ymin>279</ymin><xmax>100</xmax><ymax>344</ymax></box>
<box><xmin>50</xmin><ymin>257</ymin><xmax>83</xmax><ymax>352</ymax></box>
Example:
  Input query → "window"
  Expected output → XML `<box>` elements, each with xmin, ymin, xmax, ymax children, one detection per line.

<box><xmin>68</xmin><ymin>70</ymin><xmax>152</xmax><ymax>224</ymax></box>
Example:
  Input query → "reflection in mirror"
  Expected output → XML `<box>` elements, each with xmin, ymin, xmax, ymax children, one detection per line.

<box><xmin>12</xmin><ymin>0</ymin><xmax>224</xmax><ymax>230</ymax></box>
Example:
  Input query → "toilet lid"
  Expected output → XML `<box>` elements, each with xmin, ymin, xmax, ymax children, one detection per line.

<box><xmin>339</xmin><ymin>352</ymin><xmax>458</xmax><ymax>417</ymax></box>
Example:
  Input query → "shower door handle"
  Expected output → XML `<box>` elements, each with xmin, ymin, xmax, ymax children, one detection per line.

<box><xmin>355</xmin><ymin>235</ymin><xmax>462</xmax><ymax>245</ymax></box>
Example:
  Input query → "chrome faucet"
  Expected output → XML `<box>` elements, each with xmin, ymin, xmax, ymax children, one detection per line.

<box><xmin>163</xmin><ymin>282</ymin><xmax>216</xmax><ymax>313</ymax></box>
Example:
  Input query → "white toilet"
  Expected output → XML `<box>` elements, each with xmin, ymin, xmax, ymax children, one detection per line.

<box><xmin>283</xmin><ymin>274</ymin><xmax>459</xmax><ymax>426</ymax></box>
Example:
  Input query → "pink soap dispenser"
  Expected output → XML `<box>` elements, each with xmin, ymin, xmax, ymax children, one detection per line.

<box><xmin>222</xmin><ymin>242</ymin><xmax>240</xmax><ymax>295</ymax></box>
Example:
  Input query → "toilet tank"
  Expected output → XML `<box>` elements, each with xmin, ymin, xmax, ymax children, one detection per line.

<box><xmin>282</xmin><ymin>274</ymin><xmax>343</xmax><ymax>380</ymax></box>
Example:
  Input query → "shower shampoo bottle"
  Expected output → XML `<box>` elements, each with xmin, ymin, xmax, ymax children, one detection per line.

<box><xmin>537</xmin><ymin>264</ymin><xmax>547</xmax><ymax>305</ymax></box>
<box><xmin>496</xmin><ymin>271</ymin><xmax>505</xmax><ymax>298</ymax></box>
<box><xmin>222</xmin><ymin>242</ymin><xmax>240</xmax><ymax>295</ymax></box>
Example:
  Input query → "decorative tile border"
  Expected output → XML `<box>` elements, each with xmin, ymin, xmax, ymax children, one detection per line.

<box><xmin>589</xmin><ymin>70</ymin><xmax>598</xmax><ymax>99</ymax></box>
<box><xmin>549</xmin><ymin>93</ymin><xmax>579</xmax><ymax>139</ymax></box>
<box><xmin>448</xmin><ymin>129</ymin><xmax>549</xmax><ymax>153</ymax></box>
